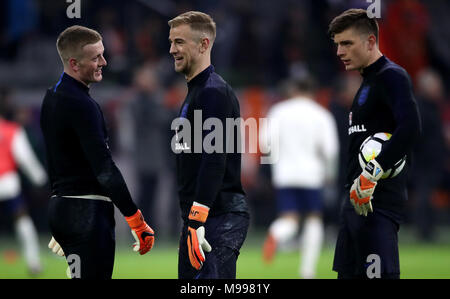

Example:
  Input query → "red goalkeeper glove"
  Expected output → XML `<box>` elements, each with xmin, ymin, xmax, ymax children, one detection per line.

<box><xmin>187</xmin><ymin>202</ymin><xmax>212</xmax><ymax>270</ymax></box>
<box><xmin>350</xmin><ymin>159</ymin><xmax>384</xmax><ymax>216</ymax></box>
<box><xmin>125</xmin><ymin>209</ymin><xmax>155</xmax><ymax>255</ymax></box>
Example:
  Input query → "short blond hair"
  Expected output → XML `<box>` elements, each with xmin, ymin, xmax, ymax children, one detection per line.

<box><xmin>56</xmin><ymin>25</ymin><xmax>102</xmax><ymax>65</ymax></box>
<box><xmin>168</xmin><ymin>11</ymin><xmax>216</xmax><ymax>42</ymax></box>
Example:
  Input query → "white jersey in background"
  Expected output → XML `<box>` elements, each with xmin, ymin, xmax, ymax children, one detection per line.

<box><xmin>260</xmin><ymin>96</ymin><xmax>339</xmax><ymax>188</ymax></box>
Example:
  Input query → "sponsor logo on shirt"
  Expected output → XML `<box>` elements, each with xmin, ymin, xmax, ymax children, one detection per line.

<box><xmin>348</xmin><ymin>124</ymin><xmax>367</xmax><ymax>135</ymax></box>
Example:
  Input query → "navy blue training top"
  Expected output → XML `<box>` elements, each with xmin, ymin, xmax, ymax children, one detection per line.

<box><xmin>345</xmin><ymin>56</ymin><xmax>421</xmax><ymax>215</ymax></box>
<box><xmin>174</xmin><ymin>65</ymin><xmax>249</xmax><ymax>221</ymax></box>
<box><xmin>40</xmin><ymin>72</ymin><xmax>137</xmax><ymax>217</ymax></box>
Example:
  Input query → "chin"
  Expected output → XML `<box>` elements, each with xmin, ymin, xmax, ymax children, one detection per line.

<box><xmin>93</xmin><ymin>74</ymin><xmax>103</xmax><ymax>82</ymax></box>
<box><xmin>174</xmin><ymin>64</ymin><xmax>185</xmax><ymax>74</ymax></box>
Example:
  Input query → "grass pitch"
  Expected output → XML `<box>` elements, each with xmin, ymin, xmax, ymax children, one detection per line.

<box><xmin>1</xmin><ymin>230</ymin><xmax>450</xmax><ymax>279</ymax></box>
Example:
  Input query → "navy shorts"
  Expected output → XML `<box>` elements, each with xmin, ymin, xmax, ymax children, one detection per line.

<box><xmin>178</xmin><ymin>212</ymin><xmax>249</xmax><ymax>279</ymax></box>
<box><xmin>0</xmin><ymin>194</ymin><xmax>25</xmax><ymax>217</ymax></box>
<box><xmin>332</xmin><ymin>206</ymin><xmax>401</xmax><ymax>278</ymax></box>
<box><xmin>276</xmin><ymin>188</ymin><xmax>323</xmax><ymax>213</ymax></box>
<box><xmin>48</xmin><ymin>196</ymin><xmax>116</xmax><ymax>279</ymax></box>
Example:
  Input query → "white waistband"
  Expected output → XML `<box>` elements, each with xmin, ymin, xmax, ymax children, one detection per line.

<box><xmin>53</xmin><ymin>194</ymin><xmax>112</xmax><ymax>202</ymax></box>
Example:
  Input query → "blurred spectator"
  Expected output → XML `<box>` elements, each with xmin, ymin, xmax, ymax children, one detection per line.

<box><xmin>410</xmin><ymin>69</ymin><xmax>446</xmax><ymax>241</ymax></box>
<box><xmin>1</xmin><ymin>0</ymin><xmax>39</xmax><ymax>61</ymax></box>
<box><xmin>424</xmin><ymin>0</ymin><xmax>450</xmax><ymax>91</ymax></box>
<box><xmin>117</xmin><ymin>64</ymin><xmax>171</xmax><ymax>229</ymax></box>
<box><xmin>379</xmin><ymin>0</ymin><xmax>430</xmax><ymax>83</ymax></box>
<box><xmin>0</xmin><ymin>87</ymin><xmax>47</xmax><ymax>276</ymax></box>
<box><xmin>97</xmin><ymin>8</ymin><xmax>128</xmax><ymax>83</ymax></box>
<box><xmin>260</xmin><ymin>74</ymin><xmax>339</xmax><ymax>278</ymax></box>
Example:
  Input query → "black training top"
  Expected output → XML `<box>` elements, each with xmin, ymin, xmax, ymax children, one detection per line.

<box><xmin>345</xmin><ymin>56</ymin><xmax>421</xmax><ymax>215</ymax></box>
<box><xmin>40</xmin><ymin>72</ymin><xmax>137</xmax><ymax>217</ymax></box>
<box><xmin>174</xmin><ymin>65</ymin><xmax>249</xmax><ymax>221</ymax></box>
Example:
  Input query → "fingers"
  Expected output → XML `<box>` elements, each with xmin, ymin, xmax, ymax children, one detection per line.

<box><xmin>187</xmin><ymin>228</ymin><xmax>203</xmax><ymax>270</ymax></box>
<box><xmin>202</xmin><ymin>238</ymin><xmax>212</xmax><ymax>253</ymax></box>
<box><xmin>131</xmin><ymin>230</ymin><xmax>140</xmax><ymax>252</ymax></box>
<box><xmin>48</xmin><ymin>237</ymin><xmax>65</xmax><ymax>256</ymax></box>
<box><xmin>131</xmin><ymin>228</ymin><xmax>155</xmax><ymax>255</ymax></box>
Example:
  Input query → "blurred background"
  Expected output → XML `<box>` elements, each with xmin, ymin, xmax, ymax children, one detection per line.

<box><xmin>0</xmin><ymin>0</ymin><xmax>449</xmax><ymax>278</ymax></box>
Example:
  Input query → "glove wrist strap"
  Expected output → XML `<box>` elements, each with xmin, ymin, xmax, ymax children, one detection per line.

<box><xmin>188</xmin><ymin>202</ymin><xmax>209</xmax><ymax>227</ymax></box>
<box><xmin>363</xmin><ymin>159</ymin><xmax>384</xmax><ymax>181</ymax></box>
<box><xmin>125</xmin><ymin>209</ymin><xmax>145</xmax><ymax>229</ymax></box>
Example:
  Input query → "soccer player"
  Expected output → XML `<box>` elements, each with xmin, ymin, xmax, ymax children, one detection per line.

<box><xmin>168</xmin><ymin>11</ymin><xmax>250</xmax><ymax>279</ymax></box>
<box><xmin>261</xmin><ymin>76</ymin><xmax>339</xmax><ymax>278</ymax></box>
<box><xmin>328</xmin><ymin>9</ymin><xmax>421</xmax><ymax>279</ymax></box>
<box><xmin>0</xmin><ymin>89</ymin><xmax>48</xmax><ymax>276</ymax></box>
<box><xmin>40</xmin><ymin>25</ymin><xmax>154</xmax><ymax>279</ymax></box>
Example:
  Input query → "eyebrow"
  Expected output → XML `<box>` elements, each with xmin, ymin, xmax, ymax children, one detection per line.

<box><xmin>334</xmin><ymin>40</ymin><xmax>353</xmax><ymax>45</ymax></box>
<box><xmin>92</xmin><ymin>51</ymin><xmax>104</xmax><ymax>59</ymax></box>
<box><xmin>169</xmin><ymin>37</ymin><xmax>185</xmax><ymax>42</ymax></box>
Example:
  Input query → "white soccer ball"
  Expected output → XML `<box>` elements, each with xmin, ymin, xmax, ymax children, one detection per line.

<box><xmin>358</xmin><ymin>132</ymin><xmax>406</xmax><ymax>179</ymax></box>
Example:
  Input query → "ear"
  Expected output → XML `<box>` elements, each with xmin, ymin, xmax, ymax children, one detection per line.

<box><xmin>199</xmin><ymin>37</ymin><xmax>210</xmax><ymax>54</ymax></box>
<box><xmin>367</xmin><ymin>34</ymin><xmax>377</xmax><ymax>51</ymax></box>
<box><xmin>68</xmin><ymin>58</ymin><xmax>79</xmax><ymax>72</ymax></box>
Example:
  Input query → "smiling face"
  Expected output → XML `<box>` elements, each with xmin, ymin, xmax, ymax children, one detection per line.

<box><xmin>73</xmin><ymin>40</ymin><xmax>107</xmax><ymax>86</ymax></box>
<box><xmin>333</xmin><ymin>27</ymin><xmax>375</xmax><ymax>72</ymax></box>
<box><xmin>169</xmin><ymin>24</ymin><xmax>210</xmax><ymax>80</ymax></box>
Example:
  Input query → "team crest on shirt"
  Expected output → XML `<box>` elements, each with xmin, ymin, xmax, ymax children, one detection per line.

<box><xmin>358</xmin><ymin>86</ymin><xmax>370</xmax><ymax>106</ymax></box>
<box><xmin>349</xmin><ymin>112</ymin><xmax>352</xmax><ymax>126</ymax></box>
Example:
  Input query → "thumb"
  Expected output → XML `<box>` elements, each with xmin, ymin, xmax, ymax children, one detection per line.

<box><xmin>196</xmin><ymin>226</ymin><xmax>212</xmax><ymax>253</ymax></box>
<box><xmin>202</xmin><ymin>238</ymin><xmax>212</xmax><ymax>253</ymax></box>
<box><xmin>131</xmin><ymin>230</ymin><xmax>140</xmax><ymax>252</ymax></box>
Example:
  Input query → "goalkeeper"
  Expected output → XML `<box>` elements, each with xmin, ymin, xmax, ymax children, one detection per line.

<box><xmin>168</xmin><ymin>11</ymin><xmax>250</xmax><ymax>279</ymax></box>
<box><xmin>40</xmin><ymin>26</ymin><xmax>154</xmax><ymax>279</ymax></box>
<box><xmin>328</xmin><ymin>9</ymin><xmax>421</xmax><ymax>279</ymax></box>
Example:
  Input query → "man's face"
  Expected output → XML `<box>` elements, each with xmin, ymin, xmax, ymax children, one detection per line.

<box><xmin>168</xmin><ymin>24</ymin><xmax>202</xmax><ymax>77</ymax></box>
<box><xmin>333</xmin><ymin>28</ymin><xmax>371</xmax><ymax>72</ymax></box>
<box><xmin>76</xmin><ymin>40</ymin><xmax>107</xmax><ymax>85</ymax></box>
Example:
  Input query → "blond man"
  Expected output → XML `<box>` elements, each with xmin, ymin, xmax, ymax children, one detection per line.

<box><xmin>40</xmin><ymin>25</ymin><xmax>154</xmax><ymax>279</ymax></box>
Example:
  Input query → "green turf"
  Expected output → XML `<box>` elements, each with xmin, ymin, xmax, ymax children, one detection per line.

<box><xmin>1</xmin><ymin>236</ymin><xmax>450</xmax><ymax>279</ymax></box>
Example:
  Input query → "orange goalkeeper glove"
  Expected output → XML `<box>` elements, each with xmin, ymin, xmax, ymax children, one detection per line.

<box><xmin>125</xmin><ymin>209</ymin><xmax>155</xmax><ymax>255</ymax></box>
<box><xmin>187</xmin><ymin>202</ymin><xmax>212</xmax><ymax>270</ymax></box>
<box><xmin>350</xmin><ymin>159</ymin><xmax>384</xmax><ymax>216</ymax></box>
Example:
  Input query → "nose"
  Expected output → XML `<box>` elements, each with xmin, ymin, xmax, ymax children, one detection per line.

<box><xmin>169</xmin><ymin>42</ymin><xmax>177</xmax><ymax>55</ymax></box>
<box><xmin>100</xmin><ymin>55</ymin><xmax>107</xmax><ymax>67</ymax></box>
<box><xmin>337</xmin><ymin>45</ymin><xmax>345</xmax><ymax>58</ymax></box>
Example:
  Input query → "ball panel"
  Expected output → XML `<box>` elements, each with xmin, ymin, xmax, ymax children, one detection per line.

<box><xmin>358</xmin><ymin>132</ymin><xmax>406</xmax><ymax>179</ymax></box>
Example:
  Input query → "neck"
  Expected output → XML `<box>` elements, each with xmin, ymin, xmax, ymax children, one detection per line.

<box><xmin>186</xmin><ymin>56</ymin><xmax>211</xmax><ymax>82</ymax></box>
<box><xmin>64</xmin><ymin>67</ymin><xmax>90</xmax><ymax>87</ymax></box>
<box><xmin>359</xmin><ymin>49</ymin><xmax>383</xmax><ymax>74</ymax></box>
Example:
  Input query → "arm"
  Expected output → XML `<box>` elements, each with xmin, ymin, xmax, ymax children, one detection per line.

<box><xmin>320</xmin><ymin>112</ymin><xmax>339</xmax><ymax>184</ymax></box>
<box><xmin>68</xmin><ymin>97</ymin><xmax>137</xmax><ymax>217</ymax></box>
<box><xmin>194</xmin><ymin>87</ymin><xmax>231</xmax><ymax>207</ymax></box>
<box><xmin>12</xmin><ymin>128</ymin><xmax>47</xmax><ymax>187</ymax></box>
<box><xmin>186</xmin><ymin>87</ymin><xmax>231</xmax><ymax>270</ymax></box>
<box><xmin>375</xmin><ymin>68</ymin><xmax>422</xmax><ymax>170</ymax></box>
<box><xmin>68</xmin><ymin>97</ymin><xmax>154</xmax><ymax>254</ymax></box>
<box><xmin>350</xmin><ymin>68</ymin><xmax>421</xmax><ymax>216</ymax></box>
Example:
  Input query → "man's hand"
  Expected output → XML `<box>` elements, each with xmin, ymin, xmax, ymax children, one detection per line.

<box><xmin>187</xmin><ymin>202</ymin><xmax>212</xmax><ymax>270</ymax></box>
<box><xmin>125</xmin><ymin>209</ymin><xmax>155</xmax><ymax>255</ymax></box>
<box><xmin>48</xmin><ymin>236</ymin><xmax>64</xmax><ymax>256</ymax></box>
<box><xmin>350</xmin><ymin>159</ymin><xmax>384</xmax><ymax>216</ymax></box>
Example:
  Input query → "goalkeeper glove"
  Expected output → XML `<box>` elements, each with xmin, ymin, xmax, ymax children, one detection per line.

<box><xmin>350</xmin><ymin>159</ymin><xmax>384</xmax><ymax>216</ymax></box>
<box><xmin>187</xmin><ymin>202</ymin><xmax>212</xmax><ymax>270</ymax></box>
<box><xmin>48</xmin><ymin>236</ymin><xmax>64</xmax><ymax>256</ymax></box>
<box><xmin>125</xmin><ymin>209</ymin><xmax>155</xmax><ymax>255</ymax></box>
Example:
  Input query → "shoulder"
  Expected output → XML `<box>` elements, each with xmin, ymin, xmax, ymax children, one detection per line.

<box><xmin>204</xmin><ymin>72</ymin><xmax>230</xmax><ymax>95</ymax></box>
<box><xmin>198</xmin><ymin>72</ymin><xmax>234</xmax><ymax>104</ymax></box>
<box><xmin>376</xmin><ymin>59</ymin><xmax>412</xmax><ymax>86</ymax></box>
